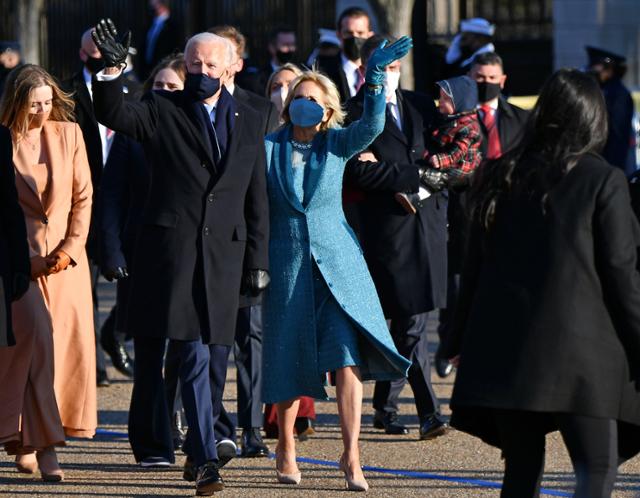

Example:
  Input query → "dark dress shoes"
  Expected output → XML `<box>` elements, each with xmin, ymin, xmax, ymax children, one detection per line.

<box><xmin>419</xmin><ymin>414</ymin><xmax>449</xmax><ymax>440</ymax></box>
<box><xmin>373</xmin><ymin>410</ymin><xmax>409</xmax><ymax>435</ymax></box>
<box><xmin>183</xmin><ymin>458</ymin><xmax>196</xmax><ymax>482</ymax></box>
<box><xmin>196</xmin><ymin>461</ymin><xmax>224</xmax><ymax>496</ymax></box>
<box><xmin>215</xmin><ymin>439</ymin><xmax>237</xmax><ymax>468</ymax></box>
<box><xmin>435</xmin><ymin>348</ymin><xmax>454</xmax><ymax>378</ymax></box>
<box><xmin>240</xmin><ymin>428</ymin><xmax>269</xmax><ymax>457</ymax></box>
<box><xmin>139</xmin><ymin>456</ymin><xmax>171</xmax><ymax>468</ymax></box>
<box><xmin>96</xmin><ymin>369</ymin><xmax>110</xmax><ymax>387</ymax></box>
<box><xmin>103</xmin><ymin>340</ymin><xmax>134</xmax><ymax>378</ymax></box>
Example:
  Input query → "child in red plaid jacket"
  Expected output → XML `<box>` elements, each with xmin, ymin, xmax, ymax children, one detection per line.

<box><xmin>396</xmin><ymin>75</ymin><xmax>483</xmax><ymax>214</ymax></box>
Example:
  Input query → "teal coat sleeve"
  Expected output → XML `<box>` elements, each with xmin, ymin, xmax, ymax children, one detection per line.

<box><xmin>334</xmin><ymin>86</ymin><xmax>386</xmax><ymax>159</ymax></box>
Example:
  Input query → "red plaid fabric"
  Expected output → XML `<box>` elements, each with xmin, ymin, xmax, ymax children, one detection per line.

<box><xmin>427</xmin><ymin>112</ymin><xmax>483</xmax><ymax>180</ymax></box>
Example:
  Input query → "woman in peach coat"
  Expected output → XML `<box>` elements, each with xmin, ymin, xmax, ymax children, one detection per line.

<box><xmin>0</xmin><ymin>64</ymin><xmax>96</xmax><ymax>480</ymax></box>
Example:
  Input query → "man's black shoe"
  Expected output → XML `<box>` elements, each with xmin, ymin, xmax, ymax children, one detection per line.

<box><xmin>435</xmin><ymin>357</ymin><xmax>453</xmax><ymax>378</ymax></box>
<box><xmin>435</xmin><ymin>347</ymin><xmax>454</xmax><ymax>378</ymax></box>
<box><xmin>216</xmin><ymin>439</ymin><xmax>237</xmax><ymax>468</ymax></box>
<box><xmin>373</xmin><ymin>410</ymin><xmax>409</xmax><ymax>435</ymax></box>
<box><xmin>102</xmin><ymin>339</ymin><xmax>134</xmax><ymax>378</ymax></box>
<box><xmin>195</xmin><ymin>461</ymin><xmax>224</xmax><ymax>496</ymax></box>
<box><xmin>419</xmin><ymin>414</ymin><xmax>448</xmax><ymax>440</ymax></box>
<box><xmin>97</xmin><ymin>369</ymin><xmax>110</xmax><ymax>387</ymax></box>
<box><xmin>240</xmin><ymin>428</ymin><xmax>269</xmax><ymax>457</ymax></box>
<box><xmin>183</xmin><ymin>457</ymin><xmax>196</xmax><ymax>482</ymax></box>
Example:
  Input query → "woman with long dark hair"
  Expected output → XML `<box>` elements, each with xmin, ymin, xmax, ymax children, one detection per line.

<box><xmin>443</xmin><ymin>68</ymin><xmax>640</xmax><ymax>497</ymax></box>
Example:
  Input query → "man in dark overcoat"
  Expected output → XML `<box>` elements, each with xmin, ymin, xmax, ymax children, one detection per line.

<box><xmin>208</xmin><ymin>25</ymin><xmax>279</xmax><ymax>461</ymax></box>
<box><xmin>90</xmin><ymin>20</ymin><xmax>269</xmax><ymax>496</ymax></box>
<box><xmin>344</xmin><ymin>35</ymin><xmax>448</xmax><ymax>440</ymax></box>
<box><xmin>0</xmin><ymin>125</ymin><xmax>30</xmax><ymax>348</ymax></box>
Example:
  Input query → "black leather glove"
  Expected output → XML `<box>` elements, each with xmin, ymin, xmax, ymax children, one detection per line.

<box><xmin>104</xmin><ymin>267</ymin><xmax>129</xmax><ymax>282</ymax></box>
<box><xmin>91</xmin><ymin>18</ymin><xmax>131</xmax><ymax>69</ymax></box>
<box><xmin>241</xmin><ymin>269</ymin><xmax>270</xmax><ymax>297</ymax></box>
<box><xmin>418</xmin><ymin>166</ymin><xmax>448</xmax><ymax>192</ymax></box>
<box><xmin>12</xmin><ymin>272</ymin><xmax>30</xmax><ymax>301</ymax></box>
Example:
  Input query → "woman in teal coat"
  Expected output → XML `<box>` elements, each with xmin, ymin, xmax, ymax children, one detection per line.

<box><xmin>262</xmin><ymin>37</ymin><xmax>413</xmax><ymax>491</ymax></box>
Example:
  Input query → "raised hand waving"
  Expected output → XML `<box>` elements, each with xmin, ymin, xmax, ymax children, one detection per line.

<box><xmin>91</xmin><ymin>18</ymin><xmax>131</xmax><ymax>69</ymax></box>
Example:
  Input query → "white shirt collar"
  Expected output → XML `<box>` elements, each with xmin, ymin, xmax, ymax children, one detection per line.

<box><xmin>225</xmin><ymin>82</ymin><xmax>236</xmax><ymax>96</ymax></box>
<box><xmin>341</xmin><ymin>52</ymin><xmax>359</xmax><ymax>73</ymax></box>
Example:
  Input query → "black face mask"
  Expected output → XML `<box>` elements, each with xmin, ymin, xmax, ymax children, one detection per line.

<box><xmin>477</xmin><ymin>81</ymin><xmax>501</xmax><ymax>102</ymax></box>
<box><xmin>342</xmin><ymin>36</ymin><xmax>367</xmax><ymax>62</ymax></box>
<box><xmin>85</xmin><ymin>55</ymin><xmax>104</xmax><ymax>74</ymax></box>
<box><xmin>184</xmin><ymin>72</ymin><xmax>221</xmax><ymax>101</ymax></box>
<box><xmin>276</xmin><ymin>50</ymin><xmax>296</xmax><ymax>65</ymax></box>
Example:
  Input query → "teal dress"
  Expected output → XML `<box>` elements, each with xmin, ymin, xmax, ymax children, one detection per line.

<box><xmin>262</xmin><ymin>85</ymin><xmax>412</xmax><ymax>404</ymax></box>
<box><xmin>290</xmin><ymin>142</ymin><xmax>362</xmax><ymax>373</ymax></box>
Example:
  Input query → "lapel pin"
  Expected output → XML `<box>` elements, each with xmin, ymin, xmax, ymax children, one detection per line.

<box><xmin>235</xmin><ymin>112</ymin><xmax>239</xmax><ymax>116</ymax></box>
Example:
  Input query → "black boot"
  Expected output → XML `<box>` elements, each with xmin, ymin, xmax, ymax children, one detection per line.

<box><xmin>240</xmin><ymin>428</ymin><xmax>269</xmax><ymax>457</ymax></box>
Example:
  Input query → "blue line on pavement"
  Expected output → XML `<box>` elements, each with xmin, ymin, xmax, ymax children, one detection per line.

<box><xmin>273</xmin><ymin>454</ymin><xmax>572</xmax><ymax>497</ymax></box>
<box><xmin>93</xmin><ymin>429</ymin><xmax>570</xmax><ymax>496</ymax></box>
<box><xmin>95</xmin><ymin>428</ymin><xmax>129</xmax><ymax>438</ymax></box>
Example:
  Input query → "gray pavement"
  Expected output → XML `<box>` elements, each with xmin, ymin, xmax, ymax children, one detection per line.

<box><xmin>1</xmin><ymin>280</ymin><xmax>639</xmax><ymax>497</ymax></box>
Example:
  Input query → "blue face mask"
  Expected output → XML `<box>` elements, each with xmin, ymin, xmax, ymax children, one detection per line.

<box><xmin>289</xmin><ymin>98</ymin><xmax>325</xmax><ymax>127</ymax></box>
<box><xmin>184</xmin><ymin>72</ymin><xmax>221</xmax><ymax>101</ymax></box>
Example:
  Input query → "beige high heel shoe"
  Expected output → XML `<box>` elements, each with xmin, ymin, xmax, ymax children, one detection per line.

<box><xmin>15</xmin><ymin>452</ymin><xmax>38</xmax><ymax>474</ymax></box>
<box><xmin>275</xmin><ymin>448</ymin><xmax>301</xmax><ymax>485</ymax></box>
<box><xmin>36</xmin><ymin>446</ymin><xmax>64</xmax><ymax>482</ymax></box>
<box><xmin>340</xmin><ymin>455</ymin><xmax>369</xmax><ymax>492</ymax></box>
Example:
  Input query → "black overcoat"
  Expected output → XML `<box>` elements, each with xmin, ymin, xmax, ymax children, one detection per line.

<box><xmin>99</xmin><ymin>133</ymin><xmax>149</xmax><ymax>334</ymax></box>
<box><xmin>316</xmin><ymin>53</ymin><xmax>351</xmax><ymax>103</ymax></box>
<box><xmin>0</xmin><ymin>125</ymin><xmax>30</xmax><ymax>347</ymax></box>
<box><xmin>92</xmin><ymin>78</ymin><xmax>269</xmax><ymax>345</ymax></box>
<box><xmin>445</xmin><ymin>154</ymin><xmax>640</xmax><ymax>460</ymax></box>
<box><xmin>344</xmin><ymin>89</ymin><xmax>448</xmax><ymax>318</ymax></box>
<box><xmin>477</xmin><ymin>96</ymin><xmax>529</xmax><ymax>159</ymax></box>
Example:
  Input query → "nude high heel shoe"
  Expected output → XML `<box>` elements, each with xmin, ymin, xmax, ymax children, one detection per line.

<box><xmin>275</xmin><ymin>448</ymin><xmax>301</xmax><ymax>485</ymax></box>
<box><xmin>15</xmin><ymin>452</ymin><xmax>38</xmax><ymax>474</ymax></box>
<box><xmin>36</xmin><ymin>446</ymin><xmax>64</xmax><ymax>482</ymax></box>
<box><xmin>340</xmin><ymin>455</ymin><xmax>369</xmax><ymax>492</ymax></box>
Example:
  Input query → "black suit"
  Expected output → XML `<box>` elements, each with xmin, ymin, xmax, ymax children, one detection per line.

<box><xmin>236</xmin><ymin>63</ymin><xmax>274</xmax><ymax>97</ymax></box>
<box><xmin>140</xmin><ymin>16</ymin><xmax>184</xmax><ymax>78</ymax></box>
<box><xmin>215</xmin><ymin>84</ymin><xmax>279</xmax><ymax>442</ymax></box>
<box><xmin>478</xmin><ymin>96</ymin><xmax>529</xmax><ymax>160</ymax></box>
<box><xmin>446</xmin><ymin>154</ymin><xmax>640</xmax><ymax>462</ymax></box>
<box><xmin>0</xmin><ymin>125</ymin><xmax>29</xmax><ymax>348</ymax></box>
<box><xmin>345</xmin><ymin>89</ymin><xmax>446</xmax><ymax>421</ymax></box>
<box><xmin>316</xmin><ymin>53</ymin><xmax>353</xmax><ymax>103</ymax></box>
<box><xmin>93</xmin><ymin>76</ymin><xmax>269</xmax><ymax>466</ymax></box>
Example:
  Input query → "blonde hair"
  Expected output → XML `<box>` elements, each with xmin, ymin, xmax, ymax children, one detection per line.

<box><xmin>281</xmin><ymin>70</ymin><xmax>345</xmax><ymax>130</ymax></box>
<box><xmin>264</xmin><ymin>63</ymin><xmax>303</xmax><ymax>98</ymax></box>
<box><xmin>0</xmin><ymin>64</ymin><xmax>75</xmax><ymax>138</ymax></box>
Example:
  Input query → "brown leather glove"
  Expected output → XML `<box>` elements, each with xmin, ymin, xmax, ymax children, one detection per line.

<box><xmin>46</xmin><ymin>250</ymin><xmax>71</xmax><ymax>274</ymax></box>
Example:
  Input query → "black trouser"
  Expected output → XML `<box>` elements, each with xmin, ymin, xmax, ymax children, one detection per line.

<box><xmin>128</xmin><ymin>337</ymin><xmax>174</xmax><ymax>462</ymax></box>
<box><xmin>494</xmin><ymin>409</ymin><xmax>618</xmax><ymax>498</ymax></box>
<box><xmin>216</xmin><ymin>305</ymin><xmax>264</xmax><ymax>441</ymax></box>
<box><xmin>436</xmin><ymin>274</ymin><xmax>460</xmax><ymax>350</ymax></box>
<box><xmin>89</xmin><ymin>260</ymin><xmax>109</xmax><ymax>375</ymax></box>
<box><xmin>372</xmin><ymin>312</ymin><xmax>440</xmax><ymax>420</ymax></box>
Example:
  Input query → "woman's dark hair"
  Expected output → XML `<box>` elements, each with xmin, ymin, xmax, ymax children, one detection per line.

<box><xmin>470</xmin><ymin>68</ymin><xmax>608</xmax><ymax>230</ymax></box>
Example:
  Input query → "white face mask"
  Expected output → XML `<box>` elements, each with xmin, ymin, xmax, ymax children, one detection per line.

<box><xmin>270</xmin><ymin>86</ymin><xmax>288</xmax><ymax>116</ymax></box>
<box><xmin>384</xmin><ymin>70</ymin><xmax>401</xmax><ymax>99</ymax></box>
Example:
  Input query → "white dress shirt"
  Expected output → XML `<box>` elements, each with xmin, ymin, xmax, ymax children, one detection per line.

<box><xmin>83</xmin><ymin>68</ymin><xmax>115</xmax><ymax>165</ymax></box>
<box><xmin>341</xmin><ymin>53</ymin><xmax>361</xmax><ymax>98</ymax></box>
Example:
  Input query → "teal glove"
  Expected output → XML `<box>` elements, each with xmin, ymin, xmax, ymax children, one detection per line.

<box><xmin>365</xmin><ymin>35</ymin><xmax>413</xmax><ymax>86</ymax></box>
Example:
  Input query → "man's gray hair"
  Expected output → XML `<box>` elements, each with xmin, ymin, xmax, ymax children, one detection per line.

<box><xmin>184</xmin><ymin>32</ymin><xmax>235</xmax><ymax>66</ymax></box>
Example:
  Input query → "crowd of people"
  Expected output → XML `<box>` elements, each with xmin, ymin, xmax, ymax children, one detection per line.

<box><xmin>0</xmin><ymin>2</ymin><xmax>639</xmax><ymax>497</ymax></box>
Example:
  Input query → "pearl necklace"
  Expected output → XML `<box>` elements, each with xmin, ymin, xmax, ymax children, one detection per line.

<box><xmin>290</xmin><ymin>138</ymin><xmax>313</xmax><ymax>150</ymax></box>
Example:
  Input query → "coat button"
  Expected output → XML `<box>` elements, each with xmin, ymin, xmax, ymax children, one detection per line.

<box><xmin>201</xmin><ymin>162</ymin><xmax>207</xmax><ymax>168</ymax></box>
<box><xmin>327</xmin><ymin>282</ymin><xmax>333</xmax><ymax>288</ymax></box>
<box><xmin>207</xmin><ymin>193</ymin><xmax>214</xmax><ymax>202</ymax></box>
<box><xmin>316</xmin><ymin>259</ymin><xmax>322</xmax><ymax>264</ymax></box>
<box><xmin>203</xmin><ymin>226</ymin><xmax>210</xmax><ymax>235</ymax></box>
<box><xmin>43</xmin><ymin>217</ymin><xmax>48</xmax><ymax>225</ymax></box>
